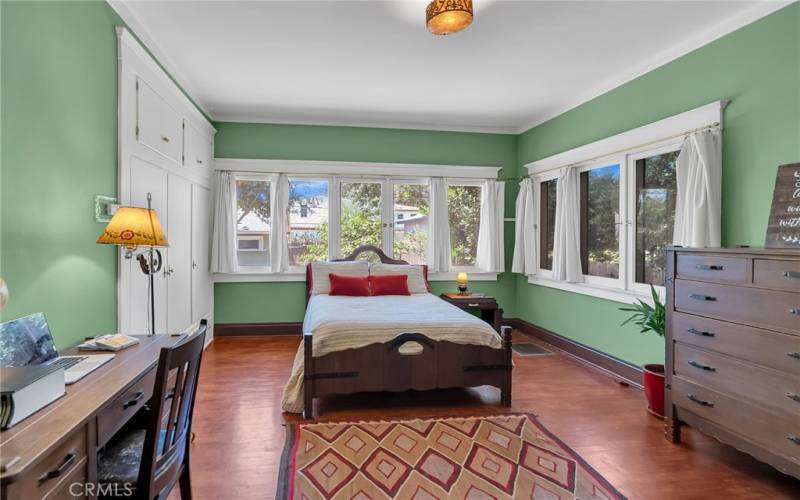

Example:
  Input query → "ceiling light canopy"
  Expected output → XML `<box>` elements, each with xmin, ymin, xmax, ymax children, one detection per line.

<box><xmin>426</xmin><ymin>0</ymin><xmax>473</xmax><ymax>35</ymax></box>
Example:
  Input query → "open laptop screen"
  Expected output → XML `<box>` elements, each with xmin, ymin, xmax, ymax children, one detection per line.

<box><xmin>0</xmin><ymin>312</ymin><xmax>59</xmax><ymax>367</ymax></box>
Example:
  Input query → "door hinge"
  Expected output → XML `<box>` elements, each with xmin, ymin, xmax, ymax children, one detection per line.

<box><xmin>135</xmin><ymin>125</ymin><xmax>139</xmax><ymax>138</ymax></box>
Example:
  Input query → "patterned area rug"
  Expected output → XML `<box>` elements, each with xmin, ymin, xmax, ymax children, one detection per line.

<box><xmin>277</xmin><ymin>413</ymin><xmax>625</xmax><ymax>499</ymax></box>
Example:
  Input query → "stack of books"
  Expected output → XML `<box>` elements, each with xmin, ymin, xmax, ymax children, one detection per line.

<box><xmin>1</xmin><ymin>365</ymin><xmax>65</xmax><ymax>430</ymax></box>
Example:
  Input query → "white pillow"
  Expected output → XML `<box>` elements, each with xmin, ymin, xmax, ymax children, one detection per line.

<box><xmin>310</xmin><ymin>261</ymin><xmax>369</xmax><ymax>295</ymax></box>
<box><xmin>369</xmin><ymin>263</ymin><xmax>429</xmax><ymax>294</ymax></box>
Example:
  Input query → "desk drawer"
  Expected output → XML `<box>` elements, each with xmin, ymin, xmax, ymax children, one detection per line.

<box><xmin>674</xmin><ymin>343</ymin><xmax>800</xmax><ymax>416</ymax></box>
<box><xmin>14</xmin><ymin>428</ymin><xmax>87</xmax><ymax>499</ymax></box>
<box><xmin>673</xmin><ymin>377</ymin><xmax>800</xmax><ymax>462</ymax></box>
<box><xmin>754</xmin><ymin>259</ymin><xmax>800</xmax><ymax>292</ymax></box>
<box><xmin>676</xmin><ymin>254</ymin><xmax>749</xmax><ymax>284</ymax></box>
<box><xmin>97</xmin><ymin>367</ymin><xmax>156</xmax><ymax>447</ymax></box>
<box><xmin>674</xmin><ymin>279</ymin><xmax>800</xmax><ymax>334</ymax></box>
<box><xmin>42</xmin><ymin>457</ymin><xmax>87</xmax><ymax>500</ymax></box>
<box><xmin>672</xmin><ymin>313</ymin><xmax>800</xmax><ymax>375</ymax></box>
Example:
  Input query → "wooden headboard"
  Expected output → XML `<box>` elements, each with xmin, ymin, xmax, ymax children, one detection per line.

<box><xmin>305</xmin><ymin>245</ymin><xmax>409</xmax><ymax>302</ymax></box>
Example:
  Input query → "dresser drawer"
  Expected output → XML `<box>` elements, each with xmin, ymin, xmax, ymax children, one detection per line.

<box><xmin>672</xmin><ymin>313</ymin><xmax>800</xmax><ymax>375</ymax></box>
<box><xmin>674</xmin><ymin>343</ymin><xmax>800</xmax><ymax>416</ymax></box>
<box><xmin>97</xmin><ymin>367</ymin><xmax>157</xmax><ymax>447</ymax></box>
<box><xmin>676</xmin><ymin>254</ymin><xmax>749</xmax><ymax>284</ymax></box>
<box><xmin>673</xmin><ymin>377</ymin><xmax>800</xmax><ymax>462</ymax></box>
<box><xmin>754</xmin><ymin>259</ymin><xmax>800</xmax><ymax>292</ymax></box>
<box><xmin>13</xmin><ymin>427</ymin><xmax>87</xmax><ymax>499</ymax></box>
<box><xmin>674</xmin><ymin>279</ymin><xmax>800</xmax><ymax>334</ymax></box>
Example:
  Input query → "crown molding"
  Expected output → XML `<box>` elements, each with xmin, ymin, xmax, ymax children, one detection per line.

<box><xmin>514</xmin><ymin>1</ymin><xmax>792</xmax><ymax>134</ymax></box>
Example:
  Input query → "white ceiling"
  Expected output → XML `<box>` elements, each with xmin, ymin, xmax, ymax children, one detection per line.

<box><xmin>111</xmin><ymin>0</ymin><xmax>787</xmax><ymax>133</ymax></box>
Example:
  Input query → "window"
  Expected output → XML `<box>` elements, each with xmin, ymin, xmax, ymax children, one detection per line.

<box><xmin>539</xmin><ymin>179</ymin><xmax>557</xmax><ymax>271</ymax></box>
<box><xmin>634</xmin><ymin>151</ymin><xmax>679</xmax><ymax>286</ymax></box>
<box><xmin>393</xmin><ymin>183</ymin><xmax>429</xmax><ymax>265</ymax></box>
<box><xmin>580</xmin><ymin>164</ymin><xmax>621</xmax><ymax>279</ymax></box>
<box><xmin>288</xmin><ymin>178</ymin><xmax>329</xmax><ymax>267</ymax></box>
<box><xmin>340</xmin><ymin>181</ymin><xmax>383</xmax><ymax>260</ymax></box>
<box><xmin>447</xmin><ymin>184</ymin><xmax>482</xmax><ymax>267</ymax></box>
<box><xmin>236</xmin><ymin>178</ymin><xmax>270</xmax><ymax>268</ymax></box>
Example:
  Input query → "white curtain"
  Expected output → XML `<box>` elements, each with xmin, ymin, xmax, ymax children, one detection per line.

<box><xmin>673</xmin><ymin>129</ymin><xmax>722</xmax><ymax>247</ymax></box>
<box><xmin>476</xmin><ymin>180</ymin><xmax>506</xmax><ymax>273</ymax></box>
<box><xmin>512</xmin><ymin>178</ymin><xmax>537</xmax><ymax>274</ymax></box>
<box><xmin>210</xmin><ymin>171</ymin><xmax>238</xmax><ymax>273</ymax></box>
<box><xmin>429</xmin><ymin>178</ymin><xmax>451</xmax><ymax>273</ymax></box>
<box><xmin>552</xmin><ymin>167</ymin><xmax>583</xmax><ymax>282</ymax></box>
<box><xmin>270</xmin><ymin>173</ymin><xmax>290</xmax><ymax>273</ymax></box>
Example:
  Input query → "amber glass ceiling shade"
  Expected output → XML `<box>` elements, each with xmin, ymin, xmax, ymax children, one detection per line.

<box><xmin>96</xmin><ymin>206</ymin><xmax>168</xmax><ymax>252</ymax></box>
<box><xmin>426</xmin><ymin>0</ymin><xmax>473</xmax><ymax>35</ymax></box>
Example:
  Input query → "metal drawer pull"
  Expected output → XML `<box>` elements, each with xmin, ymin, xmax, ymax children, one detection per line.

<box><xmin>687</xmin><ymin>394</ymin><xmax>714</xmax><ymax>407</ymax></box>
<box><xmin>123</xmin><ymin>390</ymin><xmax>144</xmax><ymax>409</ymax></box>
<box><xmin>468</xmin><ymin>303</ymin><xmax>480</xmax><ymax>307</ymax></box>
<box><xmin>790</xmin><ymin>308</ymin><xmax>800</xmax><ymax>316</ymax></box>
<box><xmin>788</xmin><ymin>435</ymin><xmax>800</xmax><ymax>446</ymax></box>
<box><xmin>689</xmin><ymin>293</ymin><xmax>716</xmax><ymax>301</ymax></box>
<box><xmin>783</xmin><ymin>271</ymin><xmax>800</xmax><ymax>278</ymax></box>
<box><xmin>788</xmin><ymin>352</ymin><xmax>800</xmax><ymax>360</ymax></box>
<box><xmin>688</xmin><ymin>360</ymin><xmax>716</xmax><ymax>372</ymax></box>
<box><xmin>161</xmin><ymin>136</ymin><xmax>170</xmax><ymax>143</ymax></box>
<box><xmin>696</xmin><ymin>264</ymin><xmax>724</xmax><ymax>271</ymax></box>
<box><xmin>687</xmin><ymin>328</ymin><xmax>715</xmax><ymax>338</ymax></box>
<box><xmin>196</xmin><ymin>159</ymin><xmax>203</xmax><ymax>164</ymax></box>
<box><xmin>787</xmin><ymin>393</ymin><xmax>800</xmax><ymax>403</ymax></box>
<box><xmin>38</xmin><ymin>451</ymin><xmax>77</xmax><ymax>485</ymax></box>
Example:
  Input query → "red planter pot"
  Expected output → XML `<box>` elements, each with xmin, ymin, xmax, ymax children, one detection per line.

<box><xmin>642</xmin><ymin>364</ymin><xmax>665</xmax><ymax>418</ymax></box>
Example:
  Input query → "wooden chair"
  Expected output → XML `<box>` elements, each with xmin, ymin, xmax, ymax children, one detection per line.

<box><xmin>97</xmin><ymin>320</ymin><xmax>208</xmax><ymax>499</ymax></box>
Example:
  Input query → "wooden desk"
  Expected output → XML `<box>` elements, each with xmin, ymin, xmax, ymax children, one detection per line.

<box><xmin>0</xmin><ymin>335</ymin><xmax>181</xmax><ymax>499</ymax></box>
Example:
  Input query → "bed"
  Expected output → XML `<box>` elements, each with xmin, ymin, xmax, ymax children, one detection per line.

<box><xmin>281</xmin><ymin>245</ymin><xmax>513</xmax><ymax>419</ymax></box>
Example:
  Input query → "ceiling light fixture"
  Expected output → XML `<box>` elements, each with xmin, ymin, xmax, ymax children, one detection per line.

<box><xmin>426</xmin><ymin>0</ymin><xmax>473</xmax><ymax>35</ymax></box>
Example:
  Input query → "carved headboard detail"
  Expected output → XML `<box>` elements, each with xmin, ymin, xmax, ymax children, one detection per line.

<box><xmin>305</xmin><ymin>245</ymin><xmax>410</xmax><ymax>303</ymax></box>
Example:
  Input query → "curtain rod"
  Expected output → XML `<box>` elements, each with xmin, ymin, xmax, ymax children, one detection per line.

<box><xmin>512</xmin><ymin>121</ymin><xmax>721</xmax><ymax>181</ymax></box>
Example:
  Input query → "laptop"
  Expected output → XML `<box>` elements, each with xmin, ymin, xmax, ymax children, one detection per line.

<box><xmin>0</xmin><ymin>312</ymin><xmax>114</xmax><ymax>384</ymax></box>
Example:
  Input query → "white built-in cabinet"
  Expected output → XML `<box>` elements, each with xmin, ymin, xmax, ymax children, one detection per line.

<box><xmin>117</xmin><ymin>28</ymin><xmax>215</xmax><ymax>340</ymax></box>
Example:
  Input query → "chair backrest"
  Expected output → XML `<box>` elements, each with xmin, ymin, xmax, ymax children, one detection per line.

<box><xmin>136</xmin><ymin>320</ymin><xmax>207</xmax><ymax>498</ymax></box>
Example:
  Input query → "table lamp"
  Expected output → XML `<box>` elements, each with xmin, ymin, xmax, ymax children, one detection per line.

<box><xmin>457</xmin><ymin>272</ymin><xmax>469</xmax><ymax>295</ymax></box>
<box><xmin>96</xmin><ymin>193</ymin><xmax>168</xmax><ymax>336</ymax></box>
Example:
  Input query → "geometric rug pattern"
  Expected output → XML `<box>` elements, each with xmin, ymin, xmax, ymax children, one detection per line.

<box><xmin>277</xmin><ymin>414</ymin><xmax>626</xmax><ymax>499</ymax></box>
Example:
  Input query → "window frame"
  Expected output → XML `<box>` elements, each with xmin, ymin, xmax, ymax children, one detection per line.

<box><xmin>217</xmin><ymin>168</ymin><xmax>498</xmax><ymax>282</ymax></box>
<box><xmin>533</xmin><ymin>171</ymin><xmax>559</xmax><ymax>280</ymax></box>
<box><xmin>234</xmin><ymin>173</ymin><xmax>273</xmax><ymax>274</ymax></box>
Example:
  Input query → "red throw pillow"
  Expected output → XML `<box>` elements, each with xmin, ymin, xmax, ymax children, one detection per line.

<box><xmin>370</xmin><ymin>274</ymin><xmax>411</xmax><ymax>296</ymax></box>
<box><xmin>329</xmin><ymin>273</ymin><xmax>371</xmax><ymax>296</ymax></box>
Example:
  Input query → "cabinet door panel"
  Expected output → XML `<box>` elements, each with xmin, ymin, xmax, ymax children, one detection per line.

<box><xmin>192</xmin><ymin>184</ymin><xmax>211</xmax><ymax>322</ymax></box>
<box><xmin>167</xmin><ymin>175</ymin><xmax>192</xmax><ymax>333</ymax></box>
<box><xmin>136</xmin><ymin>78</ymin><xmax>183</xmax><ymax>164</ymax></box>
<box><xmin>184</xmin><ymin>121</ymin><xmax>213</xmax><ymax>172</ymax></box>
<box><xmin>129</xmin><ymin>157</ymin><xmax>168</xmax><ymax>335</ymax></box>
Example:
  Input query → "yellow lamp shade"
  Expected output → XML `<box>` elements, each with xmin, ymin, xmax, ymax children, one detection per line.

<box><xmin>426</xmin><ymin>0</ymin><xmax>473</xmax><ymax>35</ymax></box>
<box><xmin>457</xmin><ymin>272</ymin><xmax>469</xmax><ymax>285</ymax></box>
<box><xmin>96</xmin><ymin>206</ymin><xmax>168</xmax><ymax>249</ymax></box>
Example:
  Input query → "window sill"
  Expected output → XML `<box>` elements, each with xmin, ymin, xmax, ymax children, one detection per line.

<box><xmin>213</xmin><ymin>271</ymin><xmax>499</xmax><ymax>283</ymax></box>
<box><xmin>526</xmin><ymin>275</ymin><xmax>657</xmax><ymax>305</ymax></box>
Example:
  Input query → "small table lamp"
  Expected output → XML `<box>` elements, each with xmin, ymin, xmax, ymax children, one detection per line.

<box><xmin>96</xmin><ymin>193</ymin><xmax>168</xmax><ymax>336</ymax></box>
<box><xmin>457</xmin><ymin>272</ymin><xmax>469</xmax><ymax>295</ymax></box>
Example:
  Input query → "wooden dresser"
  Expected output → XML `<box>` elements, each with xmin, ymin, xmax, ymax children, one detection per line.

<box><xmin>664</xmin><ymin>247</ymin><xmax>800</xmax><ymax>479</ymax></box>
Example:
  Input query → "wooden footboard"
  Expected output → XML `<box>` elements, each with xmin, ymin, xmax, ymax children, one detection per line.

<box><xmin>303</xmin><ymin>326</ymin><xmax>513</xmax><ymax>419</ymax></box>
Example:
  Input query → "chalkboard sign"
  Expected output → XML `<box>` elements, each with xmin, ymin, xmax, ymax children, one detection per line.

<box><xmin>765</xmin><ymin>162</ymin><xmax>800</xmax><ymax>248</ymax></box>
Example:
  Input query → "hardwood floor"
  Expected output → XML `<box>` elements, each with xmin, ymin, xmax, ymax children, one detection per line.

<box><xmin>182</xmin><ymin>333</ymin><xmax>800</xmax><ymax>499</ymax></box>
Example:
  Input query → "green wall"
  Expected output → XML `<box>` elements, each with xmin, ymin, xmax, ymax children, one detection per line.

<box><xmin>515</xmin><ymin>4</ymin><xmax>800</xmax><ymax>367</ymax></box>
<box><xmin>0</xmin><ymin>1</ymin><xmax>124</xmax><ymax>348</ymax></box>
<box><xmin>214</xmin><ymin>123</ymin><xmax>519</xmax><ymax>324</ymax></box>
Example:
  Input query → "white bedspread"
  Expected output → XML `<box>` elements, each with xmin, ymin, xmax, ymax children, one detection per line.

<box><xmin>281</xmin><ymin>293</ymin><xmax>502</xmax><ymax>413</ymax></box>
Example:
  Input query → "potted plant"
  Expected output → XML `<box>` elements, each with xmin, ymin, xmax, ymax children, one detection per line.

<box><xmin>620</xmin><ymin>285</ymin><xmax>665</xmax><ymax>418</ymax></box>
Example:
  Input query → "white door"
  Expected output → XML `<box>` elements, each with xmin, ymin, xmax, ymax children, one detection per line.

<box><xmin>129</xmin><ymin>157</ymin><xmax>168</xmax><ymax>335</ymax></box>
<box><xmin>191</xmin><ymin>184</ymin><xmax>211</xmax><ymax>323</ymax></box>
<box><xmin>167</xmin><ymin>174</ymin><xmax>193</xmax><ymax>333</ymax></box>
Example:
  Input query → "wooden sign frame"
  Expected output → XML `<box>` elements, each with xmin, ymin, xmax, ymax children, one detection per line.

<box><xmin>765</xmin><ymin>162</ymin><xmax>800</xmax><ymax>248</ymax></box>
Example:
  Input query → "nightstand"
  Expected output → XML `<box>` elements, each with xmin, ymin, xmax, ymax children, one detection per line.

<box><xmin>439</xmin><ymin>294</ymin><xmax>503</xmax><ymax>332</ymax></box>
